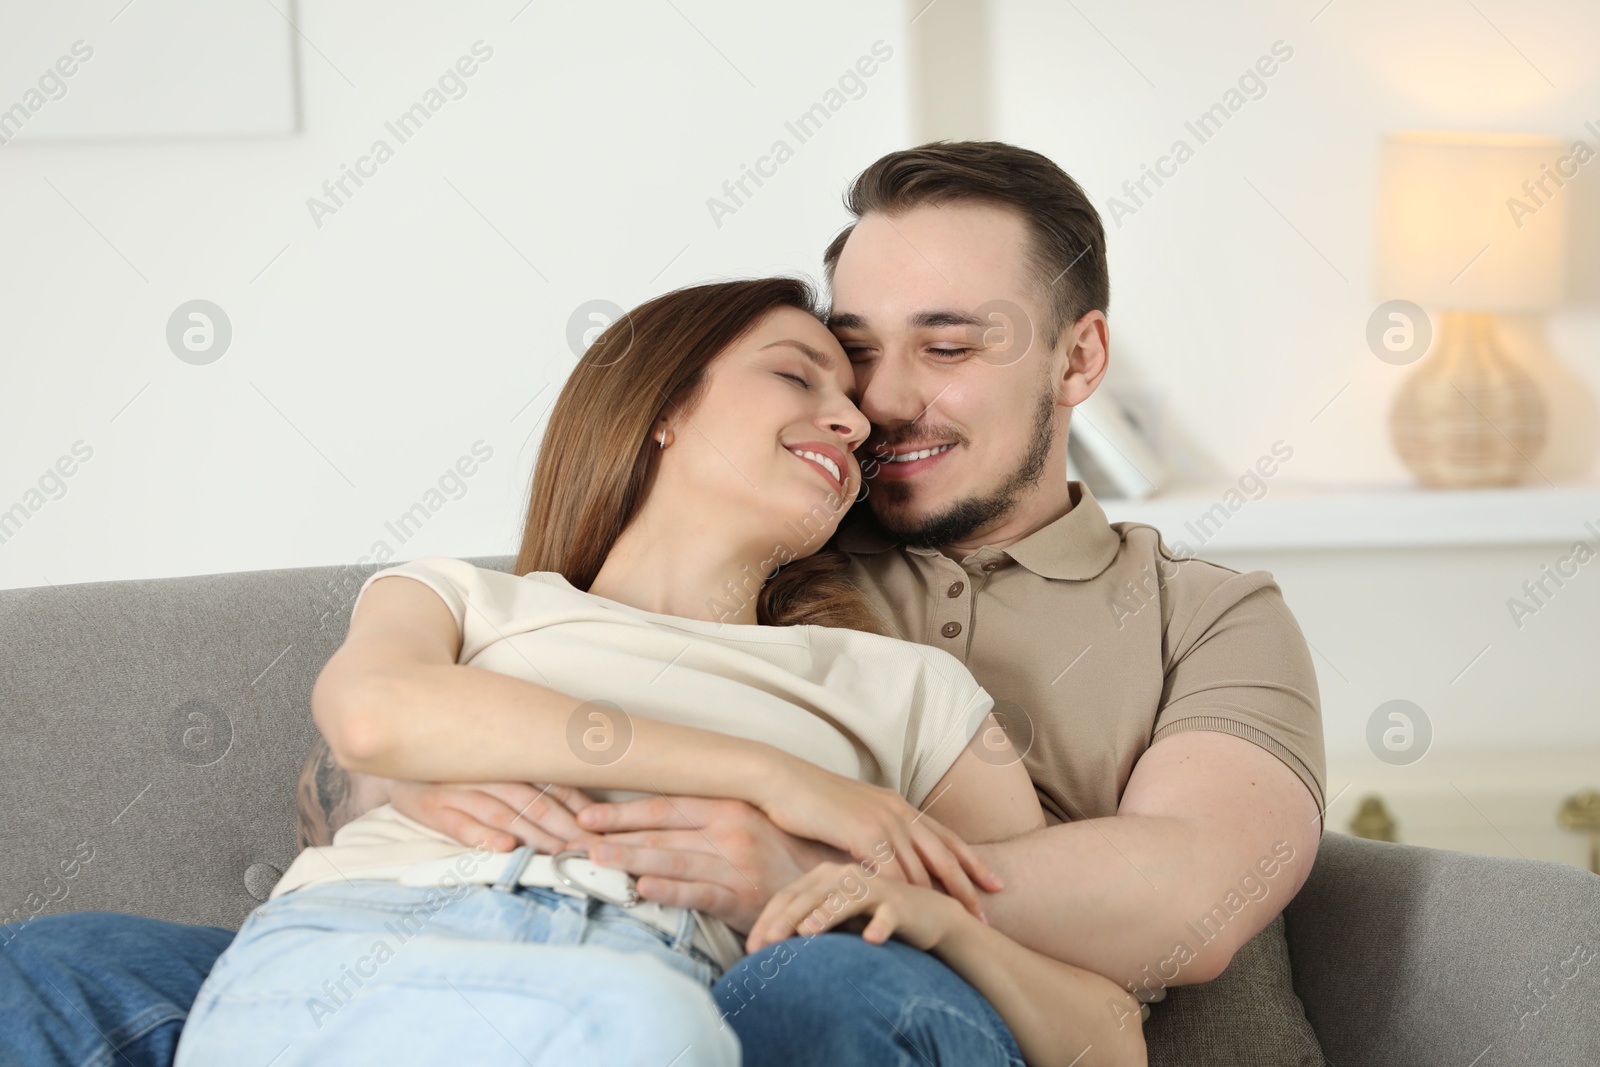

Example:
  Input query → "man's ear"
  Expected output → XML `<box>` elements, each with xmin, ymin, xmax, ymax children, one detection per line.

<box><xmin>1056</xmin><ymin>309</ymin><xmax>1110</xmax><ymax>408</ymax></box>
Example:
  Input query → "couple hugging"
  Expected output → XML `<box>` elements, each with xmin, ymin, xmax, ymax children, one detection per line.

<box><xmin>8</xmin><ymin>142</ymin><xmax>1327</xmax><ymax>1067</ymax></box>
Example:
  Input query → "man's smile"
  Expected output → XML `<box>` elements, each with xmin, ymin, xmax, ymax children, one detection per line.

<box><xmin>865</xmin><ymin>441</ymin><xmax>958</xmax><ymax>481</ymax></box>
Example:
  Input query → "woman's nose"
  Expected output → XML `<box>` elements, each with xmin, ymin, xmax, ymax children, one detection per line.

<box><xmin>820</xmin><ymin>412</ymin><xmax>868</xmax><ymax>450</ymax></box>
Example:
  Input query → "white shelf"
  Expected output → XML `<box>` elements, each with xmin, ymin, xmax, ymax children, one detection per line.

<box><xmin>1096</xmin><ymin>481</ymin><xmax>1600</xmax><ymax>551</ymax></box>
<box><xmin>1321</xmin><ymin>747</ymin><xmax>1600</xmax><ymax>868</ymax></box>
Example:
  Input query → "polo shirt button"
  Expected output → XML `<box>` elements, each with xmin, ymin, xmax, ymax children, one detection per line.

<box><xmin>941</xmin><ymin>621</ymin><xmax>962</xmax><ymax>638</ymax></box>
<box><xmin>946</xmin><ymin>581</ymin><xmax>964</xmax><ymax>598</ymax></box>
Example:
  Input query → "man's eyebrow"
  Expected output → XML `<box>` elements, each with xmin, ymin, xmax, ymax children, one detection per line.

<box><xmin>760</xmin><ymin>339</ymin><xmax>838</xmax><ymax>370</ymax></box>
<box><xmin>827</xmin><ymin>310</ymin><xmax>986</xmax><ymax>330</ymax></box>
<box><xmin>911</xmin><ymin>309</ymin><xmax>985</xmax><ymax>329</ymax></box>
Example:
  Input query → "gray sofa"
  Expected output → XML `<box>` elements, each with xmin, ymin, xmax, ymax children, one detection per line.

<box><xmin>3</xmin><ymin>556</ymin><xmax>1597</xmax><ymax>1065</ymax></box>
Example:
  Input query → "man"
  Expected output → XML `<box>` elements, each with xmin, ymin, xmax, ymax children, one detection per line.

<box><xmin>1</xmin><ymin>142</ymin><xmax>1324</xmax><ymax>1065</ymax></box>
<box><xmin>557</xmin><ymin>142</ymin><xmax>1326</xmax><ymax>1060</ymax></box>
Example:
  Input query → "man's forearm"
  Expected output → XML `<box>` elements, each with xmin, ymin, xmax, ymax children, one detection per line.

<box><xmin>973</xmin><ymin>813</ymin><xmax>1307</xmax><ymax>990</ymax></box>
<box><xmin>973</xmin><ymin>732</ymin><xmax>1323</xmax><ymax>992</ymax></box>
<box><xmin>294</xmin><ymin>735</ymin><xmax>396</xmax><ymax>848</ymax></box>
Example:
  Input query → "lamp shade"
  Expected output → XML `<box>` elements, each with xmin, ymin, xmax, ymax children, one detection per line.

<box><xmin>1375</xmin><ymin>131</ymin><xmax>1567</xmax><ymax>311</ymax></box>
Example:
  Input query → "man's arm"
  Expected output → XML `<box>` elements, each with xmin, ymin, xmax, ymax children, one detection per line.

<box><xmin>957</xmin><ymin>563</ymin><xmax>1327</xmax><ymax>987</ymax></box>
<box><xmin>575</xmin><ymin>730</ymin><xmax>1320</xmax><ymax>987</ymax></box>
<box><xmin>972</xmin><ymin>730</ymin><xmax>1321</xmax><ymax>986</ymax></box>
<box><xmin>578</xmin><ymin>568</ymin><xmax>1328</xmax><ymax>988</ymax></box>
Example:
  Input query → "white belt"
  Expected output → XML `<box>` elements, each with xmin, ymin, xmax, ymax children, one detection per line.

<box><xmin>392</xmin><ymin>849</ymin><xmax>641</xmax><ymax>906</ymax></box>
<box><xmin>317</xmin><ymin>849</ymin><xmax>717</xmax><ymax>961</ymax></box>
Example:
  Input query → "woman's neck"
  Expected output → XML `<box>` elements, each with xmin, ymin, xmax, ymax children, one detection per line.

<box><xmin>585</xmin><ymin>505</ymin><xmax>778</xmax><ymax>626</ymax></box>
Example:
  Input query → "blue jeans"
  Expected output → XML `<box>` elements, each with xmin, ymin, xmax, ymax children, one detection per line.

<box><xmin>0</xmin><ymin>911</ymin><xmax>234</xmax><ymax>1067</ymax></box>
<box><xmin>1</xmin><ymin>906</ymin><xmax>1023</xmax><ymax>1066</ymax></box>
<box><xmin>173</xmin><ymin>870</ymin><xmax>738</xmax><ymax>1066</ymax></box>
<box><xmin>715</xmin><ymin>932</ymin><xmax>1026</xmax><ymax>1066</ymax></box>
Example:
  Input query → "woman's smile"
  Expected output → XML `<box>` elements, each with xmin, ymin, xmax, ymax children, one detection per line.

<box><xmin>784</xmin><ymin>440</ymin><xmax>848</xmax><ymax>494</ymax></box>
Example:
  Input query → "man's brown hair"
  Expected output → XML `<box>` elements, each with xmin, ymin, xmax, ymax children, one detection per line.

<box><xmin>822</xmin><ymin>141</ymin><xmax>1109</xmax><ymax>345</ymax></box>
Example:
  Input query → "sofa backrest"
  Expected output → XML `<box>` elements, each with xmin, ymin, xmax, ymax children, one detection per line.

<box><xmin>0</xmin><ymin>555</ymin><xmax>515</xmax><ymax>933</ymax></box>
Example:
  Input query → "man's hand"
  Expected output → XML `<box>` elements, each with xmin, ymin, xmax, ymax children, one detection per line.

<box><xmin>389</xmin><ymin>780</ymin><xmax>598</xmax><ymax>854</ymax></box>
<box><xmin>571</xmin><ymin>795</ymin><xmax>849</xmax><ymax>934</ymax></box>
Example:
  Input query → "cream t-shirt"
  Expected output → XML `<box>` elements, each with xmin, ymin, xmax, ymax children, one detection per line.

<box><xmin>273</xmin><ymin>556</ymin><xmax>995</xmax><ymax>967</ymax></box>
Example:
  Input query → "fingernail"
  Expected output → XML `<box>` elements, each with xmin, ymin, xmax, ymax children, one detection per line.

<box><xmin>979</xmin><ymin>910</ymin><xmax>989</xmax><ymax>925</ymax></box>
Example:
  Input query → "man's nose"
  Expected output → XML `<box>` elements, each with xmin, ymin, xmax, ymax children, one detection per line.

<box><xmin>859</xmin><ymin>351</ymin><xmax>930</xmax><ymax>427</ymax></box>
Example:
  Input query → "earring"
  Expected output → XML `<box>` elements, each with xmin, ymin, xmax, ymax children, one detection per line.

<box><xmin>658</xmin><ymin>430</ymin><xmax>667</xmax><ymax>448</ymax></box>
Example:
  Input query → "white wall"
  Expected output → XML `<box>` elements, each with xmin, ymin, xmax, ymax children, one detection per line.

<box><xmin>5</xmin><ymin>0</ymin><xmax>1596</xmax><ymax>858</ymax></box>
<box><xmin>983</xmin><ymin>0</ymin><xmax>1600</xmax><ymax>862</ymax></box>
<box><xmin>0</xmin><ymin>0</ymin><xmax>909</xmax><ymax>588</ymax></box>
<box><xmin>991</xmin><ymin>0</ymin><xmax>1600</xmax><ymax>486</ymax></box>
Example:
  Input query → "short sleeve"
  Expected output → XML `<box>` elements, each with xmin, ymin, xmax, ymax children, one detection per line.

<box><xmin>349</xmin><ymin>556</ymin><xmax>477</xmax><ymax>641</ymax></box>
<box><xmin>900</xmin><ymin>648</ymin><xmax>995</xmax><ymax>808</ymax></box>
<box><xmin>1152</xmin><ymin>569</ymin><xmax>1327</xmax><ymax>825</ymax></box>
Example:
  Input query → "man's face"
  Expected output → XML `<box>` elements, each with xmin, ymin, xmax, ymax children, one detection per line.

<box><xmin>828</xmin><ymin>201</ymin><xmax>1064</xmax><ymax>548</ymax></box>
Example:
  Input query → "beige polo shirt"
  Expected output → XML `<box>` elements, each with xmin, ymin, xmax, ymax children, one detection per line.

<box><xmin>835</xmin><ymin>480</ymin><xmax>1326</xmax><ymax>829</ymax></box>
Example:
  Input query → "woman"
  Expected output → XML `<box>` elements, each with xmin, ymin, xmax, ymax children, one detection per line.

<box><xmin>174</xmin><ymin>279</ymin><xmax>1146</xmax><ymax>1067</ymax></box>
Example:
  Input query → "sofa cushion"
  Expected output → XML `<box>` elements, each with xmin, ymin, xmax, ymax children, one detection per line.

<box><xmin>1286</xmin><ymin>832</ymin><xmax>1600</xmax><ymax>1067</ymax></box>
<box><xmin>0</xmin><ymin>555</ymin><xmax>515</xmax><ymax>933</ymax></box>
<box><xmin>1145</xmin><ymin>913</ymin><xmax>1325</xmax><ymax>1066</ymax></box>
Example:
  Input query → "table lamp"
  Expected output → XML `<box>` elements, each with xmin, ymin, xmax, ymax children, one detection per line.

<box><xmin>1375</xmin><ymin>131</ymin><xmax>1565</xmax><ymax>487</ymax></box>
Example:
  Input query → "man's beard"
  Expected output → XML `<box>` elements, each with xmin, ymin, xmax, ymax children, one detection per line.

<box><xmin>869</xmin><ymin>388</ymin><xmax>1056</xmax><ymax>550</ymax></box>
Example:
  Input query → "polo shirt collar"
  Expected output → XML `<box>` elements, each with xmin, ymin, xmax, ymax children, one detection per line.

<box><xmin>834</xmin><ymin>480</ymin><xmax>1122</xmax><ymax>581</ymax></box>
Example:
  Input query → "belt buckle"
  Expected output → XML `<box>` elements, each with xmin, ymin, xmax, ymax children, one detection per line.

<box><xmin>551</xmin><ymin>849</ymin><xmax>640</xmax><ymax>908</ymax></box>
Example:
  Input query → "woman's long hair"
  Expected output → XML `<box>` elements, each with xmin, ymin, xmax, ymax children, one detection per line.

<box><xmin>514</xmin><ymin>278</ymin><xmax>882</xmax><ymax>634</ymax></box>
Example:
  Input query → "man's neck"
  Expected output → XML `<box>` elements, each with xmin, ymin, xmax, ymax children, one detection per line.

<box><xmin>936</xmin><ymin>481</ymin><xmax>1078</xmax><ymax>562</ymax></box>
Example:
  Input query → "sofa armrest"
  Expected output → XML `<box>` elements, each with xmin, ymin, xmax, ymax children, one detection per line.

<box><xmin>1283</xmin><ymin>832</ymin><xmax>1600</xmax><ymax>1067</ymax></box>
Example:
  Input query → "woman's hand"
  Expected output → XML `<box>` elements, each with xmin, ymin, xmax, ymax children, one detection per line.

<box><xmin>389</xmin><ymin>780</ymin><xmax>596</xmax><ymax>853</ymax></box>
<box><xmin>745</xmin><ymin>860</ymin><xmax>967</xmax><ymax>954</ymax></box>
<box><xmin>751</xmin><ymin>761</ymin><xmax>1003</xmax><ymax>920</ymax></box>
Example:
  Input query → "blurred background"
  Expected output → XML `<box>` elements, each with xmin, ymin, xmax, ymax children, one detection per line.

<box><xmin>3</xmin><ymin>0</ymin><xmax>1598</xmax><ymax>870</ymax></box>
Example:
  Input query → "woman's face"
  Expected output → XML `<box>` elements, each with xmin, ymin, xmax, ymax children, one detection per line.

<box><xmin>659</xmin><ymin>306</ymin><xmax>869</xmax><ymax>555</ymax></box>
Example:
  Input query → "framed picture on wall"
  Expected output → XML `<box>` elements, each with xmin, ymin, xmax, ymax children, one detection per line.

<box><xmin>0</xmin><ymin>0</ymin><xmax>299</xmax><ymax>144</ymax></box>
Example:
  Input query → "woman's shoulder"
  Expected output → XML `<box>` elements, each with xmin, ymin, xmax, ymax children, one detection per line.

<box><xmin>370</xmin><ymin>554</ymin><xmax>483</xmax><ymax>582</ymax></box>
<box><xmin>807</xmin><ymin>623</ymin><xmax>986</xmax><ymax>702</ymax></box>
<box><xmin>354</xmin><ymin>561</ymin><xmax>600</xmax><ymax>656</ymax></box>
<box><xmin>370</xmin><ymin>557</ymin><xmax>567</xmax><ymax>593</ymax></box>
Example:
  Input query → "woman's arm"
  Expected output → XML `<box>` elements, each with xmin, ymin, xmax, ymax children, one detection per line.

<box><xmin>294</xmin><ymin>735</ymin><xmax>601</xmax><ymax>854</ymax></box>
<box><xmin>923</xmin><ymin>901</ymin><xmax>1148</xmax><ymax>1066</ymax></box>
<box><xmin>315</xmin><ymin>573</ymin><xmax>999</xmax><ymax>905</ymax></box>
<box><xmin>912</xmin><ymin>716</ymin><xmax>1047</xmax><ymax>846</ymax></box>
<box><xmin>749</xmin><ymin>863</ymin><xmax>1148</xmax><ymax>1067</ymax></box>
<box><xmin>318</xmin><ymin>575</ymin><xmax>787</xmax><ymax>798</ymax></box>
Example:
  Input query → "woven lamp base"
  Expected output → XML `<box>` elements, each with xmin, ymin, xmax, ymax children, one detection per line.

<box><xmin>1388</xmin><ymin>311</ymin><xmax>1548</xmax><ymax>488</ymax></box>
